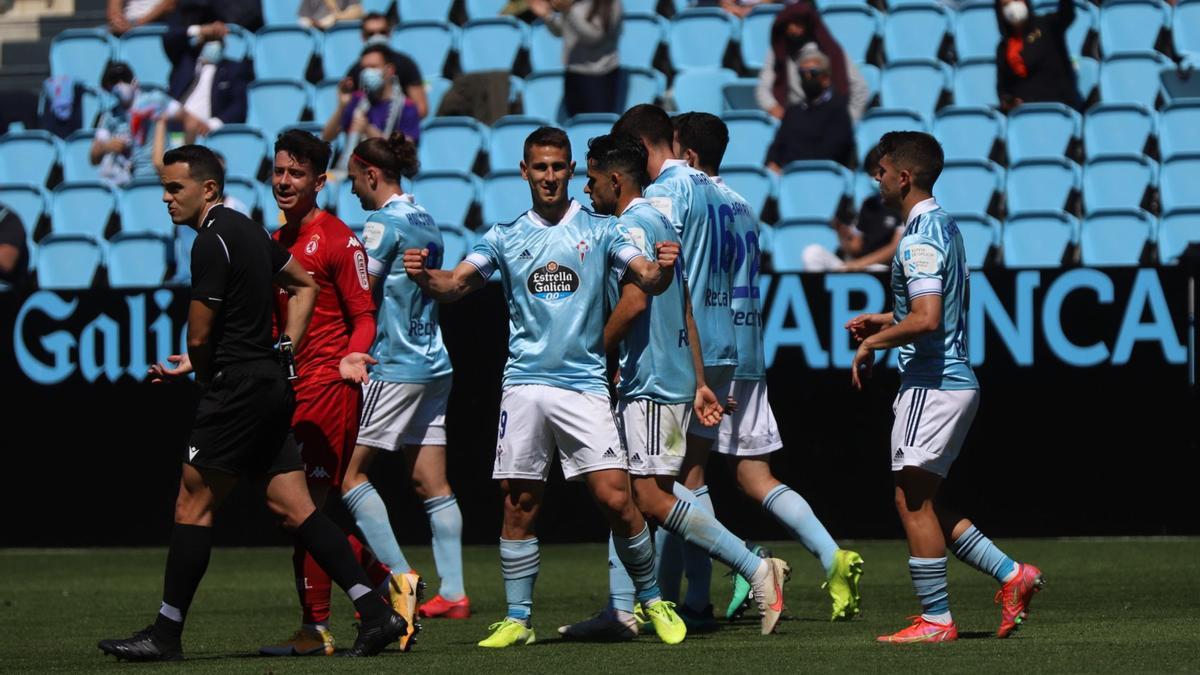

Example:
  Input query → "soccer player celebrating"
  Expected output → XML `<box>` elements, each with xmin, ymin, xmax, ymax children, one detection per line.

<box><xmin>673</xmin><ymin>113</ymin><xmax>864</xmax><ymax>623</ymax></box>
<box><xmin>338</xmin><ymin>132</ymin><xmax>471</xmax><ymax>621</ymax></box>
<box><xmin>610</xmin><ymin>105</ymin><xmax>743</xmax><ymax>628</ymax></box>
<box><xmin>98</xmin><ymin>145</ymin><xmax>405</xmax><ymax>661</ymax></box>
<box><xmin>256</xmin><ymin>130</ymin><xmax>422</xmax><ymax>656</ymax></box>
<box><xmin>403</xmin><ymin>127</ymin><xmax>687</xmax><ymax>648</ymax></box>
<box><xmin>846</xmin><ymin>131</ymin><xmax>1043</xmax><ymax>643</ymax></box>
<box><xmin>556</xmin><ymin>133</ymin><xmax>789</xmax><ymax>640</ymax></box>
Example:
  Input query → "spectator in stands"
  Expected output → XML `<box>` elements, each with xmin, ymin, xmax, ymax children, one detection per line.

<box><xmin>176</xmin><ymin>0</ymin><xmax>262</xmax><ymax>33</ymax></box>
<box><xmin>163</xmin><ymin>21</ymin><xmax>251</xmax><ymax>141</ymax></box>
<box><xmin>801</xmin><ymin>148</ymin><xmax>903</xmax><ymax>272</ymax></box>
<box><xmin>91</xmin><ymin>62</ymin><xmax>195</xmax><ymax>187</ymax></box>
<box><xmin>343</xmin><ymin>13</ymin><xmax>429</xmax><ymax>120</ymax></box>
<box><xmin>756</xmin><ymin>1</ymin><xmax>870</xmax><ymax>122</ymax></box>
<box><xmin>529</xmin><ymin>0</ymin><xmax>623</xmax><ymax>116</ymax></box>
<box><xmin>323</xmin><ymin>45</ymin><xmax>422</xmax><ymax>148</ymax></box>
<box><xmin>996</xmin><ymin>0</ymin><xmax>1081</xmax><ymax>111</ymax></box>
<box><xmin>0</xmin><ymin>206</ymin><xmax>29</xmax><ymax>290</ymax></box>
<box><xmin>700</xmin><ymin>0</ymin><xmax>803</xmax><ymax>18</ymax></box>
<box><xmin>108</xmin><ymin>0</ymin><xmax>176</xmax><ymax>35</ymax></box>
<box><xmin>765</xmin><ymin>44</ymin><xmax>854</xmax><ymax>171</ymax></box>
<box><xmin>299</xmin><ymin>0</ymin><xmax>363</xmax><ymax>30</ymax></box>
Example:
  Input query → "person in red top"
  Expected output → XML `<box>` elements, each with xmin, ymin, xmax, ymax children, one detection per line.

<box><xmin>257</xmin><ymin>129</ymin><xmax>420</xmax><ymax>657</ymax></box>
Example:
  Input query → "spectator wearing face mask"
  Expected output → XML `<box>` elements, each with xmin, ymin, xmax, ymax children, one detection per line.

<box><xmin>755</xmin><ymin>1</ymin><xmax>869</xmax><ymax>122</ymax></box>
<box><xmin>90</xmin><ymin>61</ymin><xmax>194</xmax><ymax>186</ymax></box>
<box><xmin>342</xmin><ymin>13</ymin><xmax>429</xmax><ymax>121</ymax></box>
<box><xmin>163</xmin><ymin>20</ymin><xmax>252</xmax><ymax>142</ymax></box>
<box><xmin>765</xmin><ymin>44</ymin><xmax>854</xmax><ymax>171</ymax></box>
<box><xmin>996</xmin><ymin>0</ymin><xmax>1081</xmax><ymax>111</ymax></box>
<box><xmin>323</xmin><ymin>45</ymin><xmax>422</xmax><ymax>148</ymax></box>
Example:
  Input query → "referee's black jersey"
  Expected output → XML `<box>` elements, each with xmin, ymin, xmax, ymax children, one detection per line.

<box><xmin>190</xmin><ymin>204</ymin><xmax>293</xmax><ymax>370</ymax></box>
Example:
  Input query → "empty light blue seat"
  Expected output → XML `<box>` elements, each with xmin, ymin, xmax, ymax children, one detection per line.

<box><xmin>1099</xmin><ymin>51</ymin><xmax>1168</xmax><ymax>107</ymax></box>
<box><xmin>204</xmin><ymin>125</ymin><xmax>267</xmax><ymax>181</ymax></box>
<box><xmin>50</xmin><ymin>29</ymin><xmax>115</xmax><ymax>89</ymax></box>
<box><xmin>953</xmin><ymin>212</ymin><xmax>1001</xmax><ymax>268</ymax></box>
<box><xmin>464</xmin><ymin>0</ymin><xmax>507</xmax><ymax>19</ymax></box>
<box><xmin>460</xmin><ymin>18</ymin><xmax>528</xmax><ymax>74</ymax></box>
<box><xmin>1003</xmin><ymin>211</ymin><xmax>1079</xmax><ymax>268</ymax></box>
<box><xmin>247</xmin><ymin>80</ymin><xmax>311</xmax><ymax>141</ymax></box>
<box><xmin>954</xmin><ymin>58</ymin><xmax>1000</xmax><ymax>108</ymax></box>
<box><xmin>36</xmin><ymin>234</ymin><xmax>103</xmax><ymax>289</ymax></box>
<box><xmin>1007</xmin><ymin>158</ymin><xmax>1081</xmax><ymax>215</ymax></box>
<box><xmin>118</xmin><ymin>180</ymin><xmax>174</xmax><ymax>238</ymax></box>
<box><xmin>413</xmin><ymin>171</ymin><xmax>481</xmax><ymax>227</ymax></box>
<box><xmin>1080</xmin><ymin>208</ymin><xmax>1155</xmax><ymax>266</ymax></box>
<box><xmin>419</xmin><ymin>117</ymin><xmax>487</xmax><ymax>173</ymax></box>
<box><xmin>720</xmin><ymin>165</ymin><xmax>774</xmax><ymax>216</ymax></box>
<box><xmin>1083</xmin><ymin>103</ymin><xmax>1156</xmax><ymax>159</ymax></box>
<box><xmin>322</xmin><ymin>23</ymin><xmax>364</xmax><ymax>80</ymax></box>
<box><xmin>263</xmin><ymin>0</ymin><xmax>303</xmax><ymax>26</ymax></box>
<box><xmin>933</xmin><ymin>106</ymin><xmax>1005</xmax><ymax>160</ymax></box>
<box><xmin>722</xmin><ymin>111</ymin><xmax>776</xmax><ymax>167</ymax></box>
<box><xmin>1159</xmin><ymin>154</ymin><xmax>1200</xmax><ymax>212</ymax></box>
<box><xmin>566</xmin><ymin>113</ymin><xmax>619</xmax><ymax>162</ymax></box>
<box><xmin>258</xmin><ymin>182</ymin><xmax>285</xmax><ymax>233</ymax></box>
<box><xmin>173</xmin><ymin>224</ymin><xmax>197</xmax><ymax>282</ymax></box>
<box><xmin>673</xmin><ymin>68</ymin><xmax>737</xmax><ymax>115</ymax></box>
<box><xmin>823</xmin><ymin>5</ymin><xmax>882</xmax><ymax>63</ymax></box>
<box><xmin>1158</xmin><ymin>207</ymin><xmax>1200</xmax><ymax>263</ymax></box>
<box><xmin>1006</xmin><ymin>102</ymin><xmax>1080</xmax><ymax>163</ymax></box>
<box><xmin>883</xmin><ymin>3</ymin><xmax>952</xmax><ymax>62</ymax></box>
<box><xmin>223</xmin><ymin>24</ymin><xmax>254</xmax><ymax>61</ymax></box>
<box><xmin>253</xmin><ymin>27</ymin><xmax>319</xmax><ymax>81</ymax></box>
<box><xmin>107</xmin><ymin>232</ymin><xmax>170</xmax><ymax>287</ymax></box>
<box><xmin>529</xmin><ymin>21</ymin><xmax>562</xmax><ymax>72</ymax></box>
<box><xmin>51</xmin><ymin>182</ymin><xmax>116</xmax><ymax>239</ymax></box>
<box><xmin>620</xmin><ymin>13</ymin><xmax>668</xmax><ymax>70</ymax></box>
<box><xmin>1076</xmin><ymin>56</ymin><xmax>1100</xmax><ymax>101</ymax></box>
<box><xmin>623</xmin><ymin>0</ymin><xmax>659</xmax><ymax>12</ymax></box>
<box><xmin>955</xmin><ymin>0</ymin><xmax>1002</xmax><ymax>61</ymax></box>
<box><xmin>620</xmin><ymin>67</ymin><xmax>666</xmax><ymax>110</ymax></box>
<box><xmin>394</xmin><ymin>22</ymin><xmax>459</xmax><ymax>79</ymax></box>
<box><xmin>1158</xmin><ymin>100</ymin><xmax>1200</xmax><ymax>160</ymax></box>
<box><xmin>669</xmin><ymin>9</ymin><xmax>738</xmax><ymax>70</ymax></box>
<box><xmin>222</xmin><ymin>177</ymin><xmax>258</xmax><ymax>218</ymax></box>
<box><xmin>771</xmin><ymin>220</ymin><xmax>839</xmax><ymax>273</ymax></box>
<box><xmin>855</xmin><ymin>108</ymin><xmax>927</xmax><ymax>165</ymax></box>
<box><xmin>399</xmin><ymin>0</ymin><xmax>454</xmax><ymax>21</ymax></box>
<box><xmin>312</xmin><ymin>79</ymin><xmax>341</xmax><ymax>125</ymax></box>
<box><xmin>62</xmin><ymin>130</ymin><xmax>101</xmax><ymax>183</ymax></box>
<box><xmin>523</xmin><ymin>70</ymin><xmax>566</xmax><ymax>123</ymax></box>
<box><xmin>427</xmin><ymin>76</ymin><xmax>453</xmax><ymax>116</ymax></box>
<box><xmin>1099</xmin><ymin>0</ymin><xmax>1168</xmax><ymax>56</ymax></box>
<box><xmin>118</xmin><ymin>26</ymin><xmax>171</xmax><ymax>89</ymax></box>
<box><xmin>1082</xmin><ymin>154</ymin><xmax>1157</xmax><ymax>214</ymax></box>
<box><xmin>482</xmin><ymin>170</ymin><xmax>530</xmax><ymax>225</ymax></box>
<box><xmin>438</xmin><ymin>223</ymin><xmax>472</xmax><ymax>268</ymax></box>
<box><xmin>0</xmin><ymin>130</ymin><xmax>60</xmax><ymax>187</ymax></box>
<box><xmin>881</xmin><ymin>59</ymin><xmax>950</xmax><ymax>122</ymax></box>
<box><xmin>1174</xmin><ymin>0</ymin><xmax>1200</xmax><ymax>58</ymax></box>
<box><xmin>853</xmin><ymin>170</ymin><xmax>878</xmax><ymax>205</ymax></box>
<box><xmin>859</xmin><ymin>64</ymin><xmax>880</xmax><ymax>106</ymax></box>
<box><xmin>491</xmin><ymin>115</ymin><xmax>552</xmax><ymax>171</ymax></box>
<box><xmin>740</xmin><ymin>5</ymin><xmax>783</xmax><ymax>70</ymax></box>
<box><xmin>935</xmin><ymin>159</ymin><xmax>1003</xmax><ymax>216</ymax></box>
<box><xmin>568</xmin><ymin>173</ymin><xmax>590</xmax><ymax>206</ymax></box>
<box><xmin>335</xmin><ymin>181</ymin><xmax>371</xmax><ymax>228</ymax></box>
<box><xmin>778</xmin><ymin>160</ymin><xmax>851</xmax><ymax>221</ymax></box>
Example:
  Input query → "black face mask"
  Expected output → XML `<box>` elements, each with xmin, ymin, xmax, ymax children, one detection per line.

<box><xmin>801</xmin><ymin>76</ymin><xmax>825</xmax><ymax>101</ymax></box>
<box><xmin>786</xmin><ymin>35</ymin><xmax>809</xmax><ymax>52</ymax></box>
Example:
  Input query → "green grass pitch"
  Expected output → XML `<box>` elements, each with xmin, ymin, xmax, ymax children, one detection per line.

<box><xmin>2</xmin><ymin>539</ymin><xmax>1197</xmax><ymax>673</ymax></box>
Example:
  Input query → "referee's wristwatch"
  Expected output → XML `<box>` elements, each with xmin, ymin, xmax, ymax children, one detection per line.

<box><xmin>277</xmin><ymin>334</ymin><xmax>297</xmax><ymax>380</ymax></box>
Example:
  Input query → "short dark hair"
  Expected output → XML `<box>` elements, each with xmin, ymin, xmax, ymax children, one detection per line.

<box><xmin>877</xmin><ymin>131</ymin><xmax>944</xmax><ymax>191</ymax></box>
<box><xmin>362</xmin><ymin>11</ymin><xmax>391</xmax><ymax>28</ymax></box>
<box><xmin>101</xmin><ymin>61</ymin><xmax>134</xmax><ymax>90</ymax></box>
<box><xmin>360</xmin><ymin>43</ymin><xmax>395</xmax><ymax>64</ymax></box>
<box><xmin>672</xmin><ymin>112</ymin><xmax>729</xmax><ymax>173</ymax></box>
<box><xmin>274</xmin><ymin>128</ymin><xmax>332</xmax><ymax>174</ymax></box>
<box><xmin>162</xmin><ymin>144</ymin><xmax>224</xmax><ymax>192</ymax></box>
<box><xmin>352</xmin><ymin>132</ymin><xmax>420</xmax><ymax>180</ymax></box>
<box><xmin>523</xmin><ymin>126</ymin><xmax>571</xmax><ymax>162</ymax></box>
<box><xmin>612</xmin><ymin>104</ymin><xmax>674</xmax><ymax>150</ymax></box>
<box><xmin>586</xmin><ymin>133</ymin><xmax>650</xmax><ymax>188</ymax></box>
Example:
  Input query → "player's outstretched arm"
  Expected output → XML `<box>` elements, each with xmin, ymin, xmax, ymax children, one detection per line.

<box><xmin>273</xmin><ymin>257</ymin><xmax>321</xmax><ymax>347</ymax></box>
<box><xmin>850</xmin><ymin>294</ymin><xmax>941</xmax><ymax>391</ymax></box>
<box><xmin>603</xmin><ymin>281</ymin><xmax>649</xmax><ymax>354</ymax></box>
<box><xmin>623</xmin><ymin>240</ymin><xmax>680</xmax><ymax>295</ymax></box>
<box><xmin>403</xmin><ymin>248</ymin><xmax>485</xmax><ymax>302</ymax></box>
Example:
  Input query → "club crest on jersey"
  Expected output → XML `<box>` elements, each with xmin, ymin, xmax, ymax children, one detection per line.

<box><xmin>576</xmin><ymin>239</ymin><xmax>590</xmax><ymax>263</ymax></box>
<box><xmin>527</xmin><ymin>260</ymin><xmax>579</xmax><ymax>301</ymax></box>
<box><xmin>305</xmin><ymin>234</ymin><xmax>320</xmax><ymax>256</ymax></box>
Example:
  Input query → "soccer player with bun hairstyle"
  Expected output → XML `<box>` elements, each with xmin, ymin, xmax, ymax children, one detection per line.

<box><xmin>847</xmin><ymin>131</ymin><xmax>1044</xmax><ymax>643</ymax></box>
<box><xmin>339</xmin><ymin>132</ymin><xmax>473</xmax><ymax>624</ymax></box>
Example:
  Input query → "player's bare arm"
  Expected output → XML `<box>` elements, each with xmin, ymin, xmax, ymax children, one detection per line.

<box><xmin>603</xmin><ymin>281</ymin><xmax>650</xmax><ymax>354</ymax></box>
<box><xmin>273</xmin><ymin>257</ymin><xmax>321</xmax><ymax>347</ymax></box>
<box><xmin>403</xmin><ymin>248</ymin><xmax>485</xmax><ymax>302</ymax></box>
<box><xmin>849</xmin><ymin>294</ymin><xmax>942</xmax><ymax>391</ymax></box>
<box><xmin>685</xmin><ymin>290</ymin><xmax>722</xmax><ymax>426</ymax></box>
<box><xmin>623</xmin><ymin>240</ymin><xmax>680</xmax><ymax>295</ymax></box>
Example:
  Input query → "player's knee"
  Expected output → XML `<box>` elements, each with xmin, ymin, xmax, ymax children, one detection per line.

<box><xmin>592</xmin><ymin>484</ymin><xmax>633</xmax><ymax>518</ymax></box>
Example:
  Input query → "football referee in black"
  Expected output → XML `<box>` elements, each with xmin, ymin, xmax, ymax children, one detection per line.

<box><xmin>98</xmin><ymin>145</ymin><xmax>404</xmax><ymax>661</ymax></box>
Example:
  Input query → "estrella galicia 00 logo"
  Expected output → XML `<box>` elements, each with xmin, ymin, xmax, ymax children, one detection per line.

<box><xmin>527</xmin><ymin>260</ymin><xmax>579</xmax><ymax>300</ymax></box>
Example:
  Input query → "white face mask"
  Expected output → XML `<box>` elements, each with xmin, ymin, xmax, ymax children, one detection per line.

<box><xmin>199</xmin><ymin>40</ymin><xmax>223</xmax><ymax>64</ymax></box>
<box><xmin>112</xmin><ymin>82</ymin><xmax>136</xmax><ymax>106</ymax></box>
<box><xmin>1003</xmin><ymin>1</ymin><xmax>1029</xmax><ymax>26</ymax></box>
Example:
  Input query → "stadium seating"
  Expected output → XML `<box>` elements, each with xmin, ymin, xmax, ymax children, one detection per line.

<box><xmin>1099</xmin><ymin>51</ymin><xmax>1168</xmax><ymax>107</ymax></box>
<box><xmin>107</xmin><ymin>232</ymin><xmax>170</xmax><ymax>287</ymax></box>
<box><xmin>50</xmin><ymin>29</ymin><xmax>115</xmax><ymax>89</ymax></box>
<box><xmin>257</xmin><ymin>182</ymin><xmax>284</xmax><ymax>233</ymax></box>
<box><xmin>778</xmin><ymin>160</ymin><xmax>851</xmax><ymax>221</ymax></box>
<box><xmin>620</xmin><ymin>13</ymin><xmax>668</xmax><ymax>71</ymax></box>
<box><xmin>523</xmin><ymin>71</ymin><xmax>566</xmax><ymax>123</ymax></box>
<box><xmin>464</xmin><ymin>0</ymin><xmax>507</xmax><ymax>20</ymax></box>
<box><xmin>223</xmin><ymin>24</ymin><xmax>254</xmax><ymax>61</ymax></box>
<box><xmin>414</xmin><ymin>171</ymin><xmax>480</xmax><ymax>227</ymax></box>
<box><xmin>1082</xmin><ymin>154</ymin><xmax>1157</xmax><ymax>214</ymax></box>
<box><xmin>1002</xmin><ymin>211</ymin><xmax>1079</xmax><ymax>268</ymax></box>
<box><xmin>566</xmin><ymin>113</ymin><xmax>619</xmax><ymax>162</ymax></box>
<box><xmin>0</xmin><ymin>184</ymin><xmax>47</xmax><ymax>269</ymax></box>
<box><xmin>35</xmin><ymin>234</ymin><xmax>102</xmax><ymax>289</ymax></box>
<box><xmin>882</xmin><ymin>3</ymin><xmax>952</xmax><ymax>62</ymax></box>
<box><xmin>859</xmin><ymin>63</ymin><xmax>881</xmax><ymax>106</ymax></box>
<box><xmin>1157</xmin><ymin>100</ymin><xmax>1200</xmax><ymax>160</ymax></box>
<box><xmin>118</xmin><ymin>181</ymin><xmax>174</xmax><ymax>238</ymax></box>
<box><xmin>459</xmin><ymin>18</ymin><xmax>528</xmax><ymax>74</ymax></box>
<box><xmin>1032</xmin><ymin>0</ymin><xmax>1100</xmax><ymax>57</ymax></box>
<box><xmin>1098</xmin><ymin>0</ymin><xmax>1169</xmax><ymax>57</ymax></box>
<box><xmin>61</xmin><ymin>130</ymin><xmax>101</xmax><ymax>183</ymax></box>
<box><xmin>853</xmin><ymin>171</ymin><xmax>877</xmax><ymax>205</ymax></box>
<box><xmin>1174</xmin><ymin>0</ymin><xmax>1200</xmax><ymax>59</ymax></box>
<box><xmin>1159</xmin><ymin>154</ymin><xmax>1200</xmax><ymax>213</ymax></box>
<box><xmin>173</xmin><ymin>224</ymin><xmax>197</xmax><ymax>283</ymax></box>
<box><xmin>668</xmin><ymin>9</ymin><xmax>737</xmax><ymax>70</ymax></box>
<box><xmin>253</xmin><ymin>27</ymin><xmax>319</xmax><ymax>81</ymax></box>
<box><xmin>322</xmin><ymin>23</ymin><xmax>364</xmax><ymax>80</ymax></box>
<box><xmin>204</xmin><ymin>125</ymin><xmax>267</xmax><ymax>182</ymax></box>
<box><xmin>855</xmin><ymin>108</ymin><xmax>927</xmax><ymax>165</ymax></box>
<box><xmin>438</xmin><ymin>223</ymin><xmax>473</xmax><ymax>268</ymax></box>
<box><xmin>771</xmin><ymin>220</ymin><xmax>839</xmax><ymax>272</ymax></box>
<box><xmin>935</xmin><ymin>159</ymin><xmax>1003</xmax><ymax>216</ymax></box>
<box><xmin>1007</xmin><ymin>158</ymin><xmax>1081</xmax><ymax>215</ymax></box>
<box><xmin>1157</xmin><ymin>207</ymin><xmax>1200</xmax><ymax>263</ymax></box>
<box><xmin>624</xmin><ymin>0</ymin><xmax>660</xmax><ymax>12</ymax></box>
<box><xmin>222</xmin><ymin>178</ymin><xmax>259</xmax><ymax>219</ymax></box>
<box><xmin>482</xmin><ymin>170</ymin><xmax>529</xmax><ymax>225</ymax></box>
<box><xmin>722</xmin><ymin>111</ymin><xmax>776</xmax><ymax>168</ymax></box>
<box><xmin>312</xmin><ymin>79</ymin><xmax>341</xmax><ymax>126</ymax></box>
<box><xmin>262</xmin><ymin>0</ymin><xmax>303</xmax><ymax>26</ymax></box>
<box><xmin>0</xmin><ymin>130</ymin><xmax>60</xmax><ymax>187</ymax></box>
<box><xmin>427</xmin><ymin>77</ymin><xmax>453</xmax><ymax>116</ymax></box>
<box><xmin>953</xmin><ymin>212</ymin><xmax>1001</xmax><ymax>268</ymax></box>
<box><xmin>1084</xmin><ymin>103</ymin><xmax>1156</xmax><ymax>159</ymax></box>
<box><xmin>117</xmin><ymin>26</ymin><xmax>172</xmax><ymax>90</ymax></box>
<box><xmin>720</xmin><ymin>165</ymin><xmax>775</xmax><ymax>216</ymax></box>
<box><xmin>1080</xmin><ymin>208</ymin><xmax>1155</xmax><ymax>266</ymax></box>
<box><xmin>1006</xmin><ymin>103</ymin><xmax>1080</xmax><ymax>163</ymax></box>
<box><xmin>673</xmin><ymin>68</ymin><xmax>737</xmax><ymax>116</ymax></box>
<box><xmin>247</xmin><ymin>80</ymin><xmax>311</xmax><ymax>141</ymax></box>
<box><xmin>568</xmin><ymin>173</ymin><xmax>589</xmax><ymax>205</ymax></box>
<box><xmin>722</xmin><ymin>78</ymin><xmax>759</xmax><ymax>112</ymax></box>
<box><xmin>529</xmin><ymin>21</ymin><xmax>562</xmax><ymax>73</ymax></box>
<box><xmin>393</xmin><ymin>22</ymin><xmax>459</xmax><ymax>80</ymax></box>
<box><xmin>955</xmin><ymin>0</ymin><xmax>1001</xmax><ymax>61</ymax></box>
<box><xmin>933</xmin><ymin>106</ymin><xmax>1005</xmax><ymax>161</ymax></box>
<box><xmin>419</xmin><ymin>117</ymin><xmax>488</xmax><ymax>173</ymax></box>
<box><xmin>880</xmin><ymin>59</ymin><xmax>950</xmax><ymax>122</ymax></box>
<box><xmin>51</xmin><ymin>182</ymin><xmax>116</xmax><ymax>240</ymax></box>
<box><xmin>1076</xmin><ymin>56</ymin><xmax>1100</xmax><ymax>102</ymax></box>
<box><xmin>488</xmin><ymin>115</ymin><xmax>548</xmax><ymax>172</ymax></box>
<box><xmin>739</xmin><ymin>4</ymin><xmax>783</xmax><ymax>71</ymax></box>
<box><xmin>954</xmin><ymin>58</ymin><xmax>1000</xmax><ymax>108</ymax></box>
<box><xmin>335</xmin><ymin>181</ymin><xmax>371</xmax><ymax>228</ymax></box>
<box><xmin>620</xmin><ymin>67</ymin><xmax>666</xmax><ymax>110</ymax></box>
<box><xmin>823</xmin><ymin>5</ymin><xmax>882</xmax><ymax>63</ymax></box>
<box><xmin>399</xmin><ymin>0</ymin><xmax>454</xmax><ymax>22</ymax></box>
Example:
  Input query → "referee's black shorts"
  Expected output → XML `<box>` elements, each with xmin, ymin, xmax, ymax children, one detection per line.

<box><xmin>186</xmin><ymin>359</ymin><xmax>304</xmax><ymax>477</ymax></box>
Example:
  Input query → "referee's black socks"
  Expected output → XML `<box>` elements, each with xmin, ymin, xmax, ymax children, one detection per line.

<box><xmin>154</xmin><ymin>523</ymin><xmax>213</xmax><ymax>643</ymax></box>
<box><xmin>295</xmin><ymin>511</ymin><xmax>391</xmax><ymax>623</ymax></box>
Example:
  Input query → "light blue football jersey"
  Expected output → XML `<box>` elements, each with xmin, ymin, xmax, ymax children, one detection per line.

<box><xmin>714</xmin><ymin>177</ymin><xmax>766</xmax><ymax>381</ymax></box>
<box><xmin>464</xmin><ymin>200</ymin><xmax>646</xmax><ymax>395</ymax></box>
<box><xmin>645</xmin><ymin>159</ymin><xmax>738</xmax><ymax>368</ymax></box>
<box><xmin>607</xmin><ymin>198</ymin><xmax>696</xmax><ymax>404</ymax></box>
<box><xmin>361</xmin><ymin>193</ymin><xmax>453</xmax><ymax>383</ymax></box>
<box><xmin>890</xmin><ymin>199</ymin><xmax>978</xmax><ymax>391</ymax></box>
